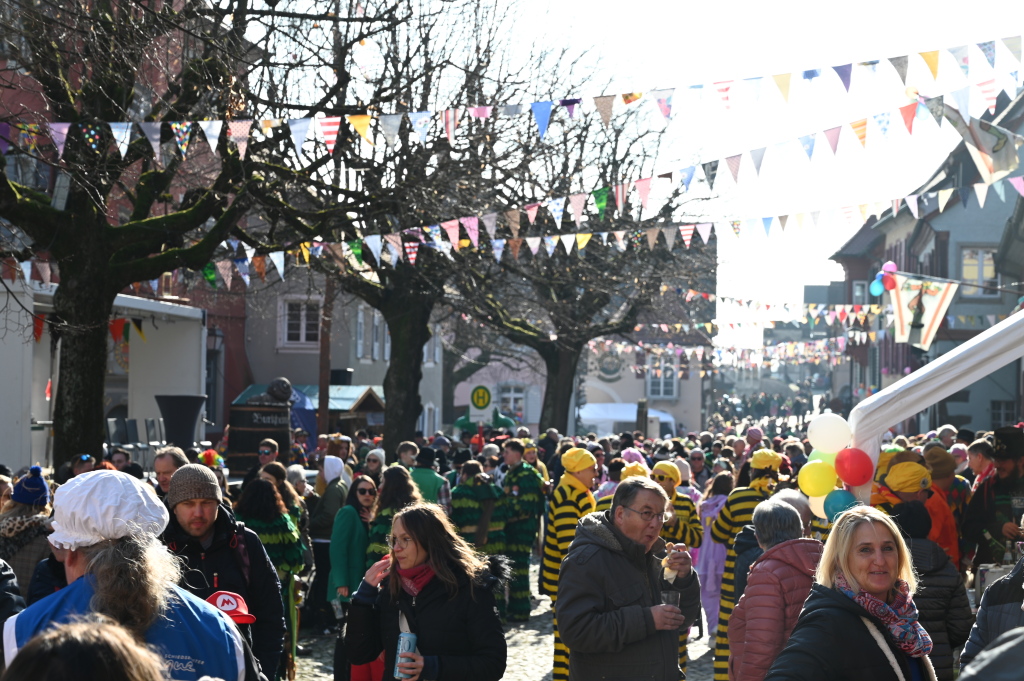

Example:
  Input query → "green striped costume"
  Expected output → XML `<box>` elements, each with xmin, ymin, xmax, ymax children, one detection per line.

<box><xmin>502</xmin><ymin>461</ymin><xmax>544</xmax><ymax>622</ymax></box>
<box><xmin>541</xmin><ymin>474</ymin><xmax>595</xmax><ymax>681</ymax></box>
<box><xmin>451</xmin><ymin>478</ymin><xmax>508</xmax><ymax>617</ymax></box>
<box><xmin>710</xmin><ymin>485</ymin><xmax>772</xmax><ymax>681</ymax></box>
<box><xmin>660</xmin><ymin>491</ymin><xmax>703</xmax><ymax>676</ymax></box>
<box><xmin>366</xmin><ymin>505</ymin><xmax>398</xmax><ymax>568</ymax></box>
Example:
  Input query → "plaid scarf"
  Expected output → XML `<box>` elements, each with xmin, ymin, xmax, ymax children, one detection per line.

<box><xmin>835</xmin><ymin>571</ymin><xmax>932</xmax><ymax>658</ymax></box>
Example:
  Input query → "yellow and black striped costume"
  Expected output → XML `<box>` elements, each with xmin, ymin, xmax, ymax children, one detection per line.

<box><xmin>710</xmin><ymin>485</ymin><xmax>771</xmax><ymax>681</ymax></box>
<box><xmin>595</xmin><ymin>493</ymin><xmax>614</xmax><ymax>513</ymax></box>
<box><xmin>542</xmin><ymin>473</ymin><xmax>595</xmax><ymax>681</ymax></box>
<box><xmin>660</xmin><ymin>491</ymin><xmax>703</xmax><ymax>675</ymax></box>
<box><xmin>809</xmin><ymin>516</ymin><xmax>832</xmax><ymax>543</ymax></box>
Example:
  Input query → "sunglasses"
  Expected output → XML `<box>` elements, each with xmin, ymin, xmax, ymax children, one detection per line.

<box><xmin>259</xmin><ymin>450</ymin><xmax>274</xmax><ymax>455</ymax></box>
<box><xmin>357</xmin><ymin>487</ymin><xmax>376</xmax><ymax>496</ymax></box>
<box><xmin>652</xmin><ymin>473</ymin><xmax>673</xmax><ymax>482</ymax></box>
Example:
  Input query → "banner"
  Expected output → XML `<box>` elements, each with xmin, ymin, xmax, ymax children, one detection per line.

<box><xmin>889</xmin><ymin>274</ymin><xmax>959</xmax><ymax>351</ymax></box>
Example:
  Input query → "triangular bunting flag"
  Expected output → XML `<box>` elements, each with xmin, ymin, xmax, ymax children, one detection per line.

<box><xmin>906</xmin><ymin>195</ymin><xmax>920</xmax><ymax>218</ymax></box>
<box><xmin>634</xmin><ymin>178</ymin><xmax>652</xmax><ymax>209</ymax></box>
<box><xmin>993</xmin><ymin>180</ymin><xmax>1007</xmax><ymax>202</ymax></box>
<box><xmin>731</xmin><ymin>220</ymin><xmax>741</xmax><ymax>237</ymax></box>
<box><xmin>169</xmin><ymin>122</ymin><xmax>192</xmax><ymax>158</ymax></box>
<box><xmin>750</xmin><ymin>147</ymin><xmax>766</xmax><ymax>175</ymax></box>
<box><xmin>384</xmin><ymin>234</ymin><xmax>404</xmax><ymax>262</ymax></box>
<box><xmin>524</xmin><ymin>203</ymin><xmax>541</xmax><ymax>224</ymax></box>
<box><xmin>442</xmin><ymin>109</ymin><xmax>462</xmax><ymax>144</ymax></box>
<box><xmin>576</xmin><ymin>233</ymin><xmax>592</xmax><ymax>251</ymax></box>
<box><xmin>696</xmin><ymin>222</ymin><xmax>712</xmax><ymax>244</ymax></box>
<box><xmin>662</xmin><ymin>227</ymin><xmax>676</xmax><ymax>250</ymax></box>
<box><xmin>48</xmin><ymin>122</ymin><xmax>70</xmax><ymax>158</ymax></box>
<box><xmin>362</xmin><ymin>234</ymin><xmax>383</xmax><ymax>264</ymax></box>
<box><xmin>899</xmin><ymin>103</ymin><xmax>916</xmax><ymax>133</ymax></box>
<box><xmin>978</xmin><ymin>41</ymin><xmax>996</xmax><ymax>68</ymax></box>
<box><xmin>920</xmin><ymin>51</ymin><xmax>940</xmax><ymax>79</ymax></box>
<box><xmin>873</xmin><ymin>112</ymin><xmax>890</xmax><ymax>140</ymax></box>
<box><xmin>832</xmin><ymin>64</ymin><xmax>853</xmax><ymax>91</ymax></box>
<box><xmin>377</xmin><ymin>114</ymin><xmax>403</xmax><ymax>147</ymax></box>
<box><xmin>1008</xmin><ymin>176</ymin><xmax>1024</xmax><ymax>197</ymax></box>
<box><xmin>889</xmin><ymin>56</ymin><xmax>909</xmax><ymax>84</ymax></box>
<box><xmin>621</xmin><ymin>92</ymin><xmax>642</xmax><ymax>105</ymax></box>
<box><xmin>481</xmin><ymin>213</ymin><xmax>497</xmax><ymax>239</ymax></box>
<box><xmin>525</xmin><ymin>236</ymin><xmax>541</xmax><ymax>255</ymax></box>
<box><xmin>215</xmin><ymin>261</ymin><xmax>234</xmax><ymax>290</ymax></box>
<box><xmin>346</xmin><ymin>115</ymin><xmax>375</xmax><ymax>146</ymax></box>
<box><xmin>441</xmin><ymin>220</ymin><xmax>461</xmax><ymax>249</ymax></box>
<box><xmin>950</xmin><ymin>86</ymin><xmax>970</xmax><ymax>116</ymax></box>
<box><xmin>531</xmin><ymin>101</ymin><xmax>554</xmax><ymax>139</ymax></box>
<box><xmin>228</xmin><ymin>120</ymin><xmax>253</xmax><ymax>159</ymax></box>
<box><xmin>773</xmin><ymin>73</ymin><xmax>791</xmax><ymax>102</ymax></box>
<box><xmin>543</xmin><ymin>235</ymin><xmax>557</xmax><ymax>257</ymax></box>
<box><xmin>1003</xmin><ymin>36</ymin><xmax>1022</xmax><ymax>63</ymax></box>
<box><xmin>407</xmin><ymin>111</ymin><xmax>432</xmax><ymax>144</ymax></box>
<box><xmin>923</xmin><ymin>96</ymin><xmax>944</xmax><ymax>126</ymax></box>
<box><xmin>779</xmin><ymin>215</ymin><xmax>789</xmax><ymax>230</ymax></box>
<box><xmin>725</xmin><ymin>154</ymin><xmax>742</xmax><ymax>182</ymax></box>
<box><xmin>714</xmin><ymin>81</ymin><xmax>733</xmax><ymax>109</ymax></box>
<box><xmin>678</xmin><ymin>166</ymin><xmax>696</xmax><ymax>190</ymax></box>
<box><xmin>679</xmin><ymin>224</ymin><xmax>695</xmax><ymax>248</ymax></box>
<box><xmin>508</xmin><ymin>238</ymin><xmax>523</xmax><ymax>260</ymax></box>
<box><xmin>559</xmin><ymin>234</ymin><xmax>575</xmax><ymax>254</ymax></box>
<box><xmin>978</xmin><ymin>79</ymin><xmax>998</xmax><ymax>114</ymax></box>
<box><xmin>650</xmin><ymin>89</ymin><xmax>674</xmax><ymax>120</ymax></box>
<box><xmin>592</xmin><ymin>187</ymin><xmax>610</xmax><ymax>219</ymax></box>
<box><xmin>546</xmin><ymin>197</ymin><xmax>566</xmax><ymax>226</ymax></box>
<box><xmin>109</xmin><ymin>122</ymin><xmax>134</xmax><ymax>158</ymax></box>
<box><xmin>468</xmin><ymin>106</ymin><xmax>493</xmax><ymax>119</ymax></box>
<box><xmin>503</xmin><ymin>210</ymin><xmax>521</xmax><ymax>238</ymax></box>
<box><xmin>948</xmin><ymin>46</ymin><xmax>970</xmax><ymax>77</ymax></box>
<box><xmin>973</xmin><ymin>183</ymin><xmax>988</xmax><ymax>209</ymax></box>
<box><xmin>938</xmin><ymin>187</ymin><xmax>955</xmax><ymax>212</ymax></box>
<box><xmin>645</xmin><ymin>227</ymin><xmax>659</xmax><ymax>250</ymax></box>
<box><xmin>702</xmin><ymin>160</ymin><xmax>718</xmax><ymax>190</ymax></box>
<box><xmin>140</xmin><ymin>122</ymin><xmax>163</xmax><ymax>164</ymax></box>
<box><xmin>569</xmin><ymin>194</ymin><xmax>588</xmax><ymax>227</ymax></box>
<box><xmin>823</xmin><ymin>126</ymin><xmax>842</xmax><ymax>154</ymax></box>
<box><xmin>613</xmin><ymin>183</ymin><xmax>631</xmax><ymax>211</ymax></box>
<box><xmin>557</xmin><ymin>99</ymin><xmax>580</xmax><ymax>118</ymax></box>
<box><xmin>197</xmin><ymin>121</ymin><xmax>222</xmax><ymax>157</ymax></box>
<box><xmin>404</xmin><ymin>241</ymin><xmax>420</xmax><ymax>265</ymax></box>
<box><xmin>492</xmin><ymin>238</ymin><xmax>506</xmax><ymax>262</ymax></box>
<box><xmin>593</xmin><ymin>96</ymin><xmax>615</xmax><ymax>127</ymax></box>
<box><xmin>762</xmin><ymin>217</ymin><xmax>773</xmax><ymax>235</ymax></box>
<box><xmin>612</xmin><ymin>231</ymin><xmax>626</xmax><ymax>252</ymax></box>
<box><xmin>958</xmin><ymin>186</ymin><xmax>971</xmax><ymax>208</ymax></box>
<box><xmin>851</xmin><ymin>118</ymin><xmax>867</xmax><ymax>147</ymax></box>
<box><xmin>266</xmin><ymin>251</ymin><xmax>285</xmax><ymax>279</ymax></box>
<box><xmin>316</xmin><ymin>117</ymin><xmax>340</xmax><ymax>154</ymax></box>
<box><xmin>460</xmin><ymin>216</ymin><xmax>480</xmax><ymax>247</ymax></box>
<box><xmin>798</xmin><ymin>133</ymin><xmax>815</xmax><ymax>159</ymax></box>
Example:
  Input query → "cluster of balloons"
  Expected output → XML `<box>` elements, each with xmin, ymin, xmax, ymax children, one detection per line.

<box><xmin>869</xmin><ymin>261</ymin><xmax>899</xmax><ymax>297</ymax></box>
<box><xmin>797</xmin><ymin>413</ymin><xmax>875</xmax><ymax>522</ymax></box>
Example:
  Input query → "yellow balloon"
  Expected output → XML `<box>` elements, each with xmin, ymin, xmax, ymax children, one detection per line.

<box><xmin>798</xmin><ymin>460</ymin><xmax>838</xmax><ymax>498</ymax></box>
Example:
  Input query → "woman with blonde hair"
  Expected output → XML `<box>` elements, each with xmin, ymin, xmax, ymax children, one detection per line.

<box><xmin>765</xmin><ymin>505</ymin><xmax>936</xmax><ymax>681</ymax></box>
<box><xmin>0</xmin><ymin>466</ymin><xmax>52</xmax><ymax>590</ymax></box>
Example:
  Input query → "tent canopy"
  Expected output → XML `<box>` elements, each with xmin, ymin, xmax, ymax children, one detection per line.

<box><xmin>578</xmin><ymin>402</ymin><xmax>677</xmax><ymax>437</ymax></box>
<box><xmin>233</xmin><ymin>384</ymin><xmax>385</xmax><ymax>411</ymax></box>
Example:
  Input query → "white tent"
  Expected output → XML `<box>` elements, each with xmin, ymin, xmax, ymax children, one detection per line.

<box><xmin>849</xmin><ymin>310</ymin><xmax>1024</xmax><ymax>500</ymax></box>
<box><xmin>578</xmin><ymin>402</ymin><xmax>677</xmax><ymax>437</ymax></box>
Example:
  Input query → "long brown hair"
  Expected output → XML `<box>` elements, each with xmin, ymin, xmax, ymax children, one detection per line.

<box><xmin>372</xmin><ymin>466</ymin><xmax>422</xmax><ymax>519</ymax></box>
<box><xmin>261</xmin><ymin>461</ymin><xmax>301</xmax><ymax>510</ymax></box>
<box><xmin>388</xmin><ymin>503</ymin><xmax>488</xmax><ymax>601</ymax></box>
<box><xmin>235</xmin><ymin>478</ymin><xmax>288</xmax><ymax>523</ymax></box>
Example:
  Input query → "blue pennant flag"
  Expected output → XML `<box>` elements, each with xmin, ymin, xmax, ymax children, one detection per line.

<box><xmin>531</xmin><ymin>101</ymin><xmax>554</xmax><ymax>139</ymax></box>
<box><xmin>762</xmin><ymin>217</ymin><xmax>773</xmax><ymax>235</ymax></box>
<box><xmin>679</xmin><ymin>166</ymin><xmax>697</xmax><ymax>190</ymax></box>
<box><xmin>798</xmin><ymin>134</ymin><xmax>815</xmax><ymax>159</ymax></box>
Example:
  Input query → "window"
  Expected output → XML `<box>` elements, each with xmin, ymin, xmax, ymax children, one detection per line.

<box><xmin>992</xmin><ymin>401</ymin><xmax>1018</xmax><ymax>429</ymax></box>
<box><xmin>278</xmin><ymin>296</ymin><xmax>321</xmax><ymax>349</ymax></box>
<box><xmin>961</xmin><ymin>248</ymin><xmax>999</xmax><ymax>297</ymax></box>
<box><xmin>384</xmin><ymin>324</ymin><xmax>391</xmax><ymax>360</ymax></box>
<box><xmin>852</xmin><ymin>281</ymin><xmax>868</xmax><ymax>305</ymax></box>
<box><xmin>499</xmin><ymin>385</ymin><xmax>526</xmax><ymax>423</ymax></box>
<box><xmin>356</xmin><ymin>306</ymin><xmax>365</xmax><ymax>358</ymax></box>
<box><xmin>646</xmin><ymin>353</ymin><xmax>677</xmax><ymax>400</ymax></box>
<box><xmin>371</xmin><ymin>312</ymin><xmax>381</xmax><ymax>360</ymax></box>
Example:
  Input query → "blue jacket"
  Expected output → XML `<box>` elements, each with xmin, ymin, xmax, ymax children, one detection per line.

<box><xmin>4</xmin><ymin>576</ymin><xmax>252</xmax><ymax>681</ymax></box>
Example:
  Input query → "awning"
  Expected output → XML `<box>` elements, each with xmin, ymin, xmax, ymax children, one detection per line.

<box><xmin>233</xmin><ymin>384</ymin><xmax>385</xmax><ymax>411</ymax></box>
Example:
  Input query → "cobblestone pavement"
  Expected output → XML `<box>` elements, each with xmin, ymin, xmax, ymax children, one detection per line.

<box><xmin>295</xmin><ymin>558</ymin><xmax>714</xmax><ymax>680</ymax></box>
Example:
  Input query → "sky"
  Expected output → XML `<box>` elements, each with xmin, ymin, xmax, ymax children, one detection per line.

<box><xmin>518</xmin><ymin>0</ymin><xmax>1024</xmax><ymax>346</ymax></box>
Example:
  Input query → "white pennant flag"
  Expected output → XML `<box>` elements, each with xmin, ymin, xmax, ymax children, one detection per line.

<box><xmin>48</xmin><ymin>123</ymin><xmax>70</xmax><ymax>159</ymax></box>
<box><xmin>215</xmin><ymin>261</ymin><xmax>234</xmax><ymax>290</ymax></box>
<box><xmin>492</xmin><ymin>238</ymin><xmax>506</xmax><ymax>262</ymax></box>
<box><xmin>109</xmin><ymin>122</ymin><xmax>134</xmax><ymax>159</ymax></box>
<box><xmin>139</xmin><ymin>122</ymin><xmax>162</xmax><ymax>164</ymax></box>
<box><xmin>973</xmin><ymin>183</ymin><xmax>988</xmax><ymax>209</ymax></box>
<box><xmin>268</xmin><ymin>251</ymin><xmax>285</xmax><ymax>280</ymax></box>
<box><xmin>481</xmin><ymin>213</ymin><xmax>498</xmax><ymax>239</ymax></box>
<box><xmin>695</xmin><ymin>222</ymin><xmax>713</xmax><ymax>244</ymax></box>
<box><xmin>378</xmin><ymin>114</ymin><xmax>404</xmax><ymax>147</ymax></box>
<box><xmin>559</xmin><ymin>234</ymin><xmax>575</xmax><ymax>254</ymax></box>
<box><xmin>287</xmin><ymin>118</ymin><xmax>312</xmax><ymax>156</ymax></box>
<box><xmin>906</xmin><ymin>195</ymin><xmax>920</xmax><ymax>219</ymax></box>
<box><xmin>363</xmin><ymin>235</ymin><xmax>384</xmax><ymax>265</ymax></box>
<box><xmin>198</xmin><ymin>121</ymin><xmax>223</xmax><ymax>157</ymax></box>
<box><xmin>525</xmin><ymin>236</ymin><xmax>541</xmax><ymax>255</ymax></box>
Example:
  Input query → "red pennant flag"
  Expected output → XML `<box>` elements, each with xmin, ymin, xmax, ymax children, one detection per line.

<box><xmin>33</xmin><ymin>315</ymin><xmax>45</xmax><ymax>342</ymax></box>
<box><xmin>109</xmin><ymin>318</ymin><xmax>127</xmax><ymax>342</ymax></box>
<box><xmin>404</xmin><ymin>241</ymin><xmax>420</xmax><ymax>265</ymax></box>
<box><xmin>679</xmin><ymin>224</ymin><xmax>695</xmax><ymax>248</ymax></box>
<box><xmin>899</xmin><ymin>103</ymin><xmax>916</xmax><ymax>134</ymax></box>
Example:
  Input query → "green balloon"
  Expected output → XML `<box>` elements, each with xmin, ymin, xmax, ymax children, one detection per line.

<box><xmin>807</xmin><ymin>450</ymin><xmax>837</xmax><ymax>466</ymax></box>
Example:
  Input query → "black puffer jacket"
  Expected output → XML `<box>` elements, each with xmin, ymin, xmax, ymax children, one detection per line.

<box><xmin>765</xmin><ymin>583</ymin><xmax>937</xmax><ymax>681</ymax></box>
<box><xmin>732</xmin><ymin>524</ymin><xmax>763</xmax><ymax>603</ymax></box>
<box><xmin>347</xmin><ymin>555</ymin><xmax>509</xmax><ymax>681</ymax></box>
<box><xmin>161</xmin><ymin>503</ymin><xmax>285</xmax><ymax>677</ymax></box>
<box><xmin>961</xmin><ymin>555</ymin><xmax>1024</xmax><ymax>667</ymax></box>
<box><xmin>906</xmin><ymin>537</ymin><xmax>973</xmax><ymax>681</ymax></box>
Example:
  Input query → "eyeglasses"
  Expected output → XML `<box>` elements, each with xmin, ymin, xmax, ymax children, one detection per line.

<box><xmin>621</xmin><ymin>506</ymin><xmax>673</xmax><ymax>523</ymax></box>
<box><xmin>689</xmin><ymin>457</ymin><xmax>703</xmax><ymax>462</ymax></box>
<box><xmin>357</xmin><ymin>488</ymin><xmax>376</xmax><ymax>496</ymax></box>
<box><xmin>386</xmin><ymin>535</ymin><xmax>413</xmax><ymax>549</ymax></box>
<box><xmin>259</xmin><ymin>450</ymin><xmax>274</xmax><ymax>455</ymax></box>
<box><xmin>652</xmin><ymin>473</ymin><xmax>673</xmax><ymax>483</ymax></box>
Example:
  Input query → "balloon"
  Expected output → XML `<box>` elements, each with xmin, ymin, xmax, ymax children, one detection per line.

<box><xmin>869</xmin><ymin>279</ymin><xmax>885</xmax><ymax>297</ymax></box>
<box><xmin>808</xmin><ymin>495</ymin><xmax>827</xmax><ymax>520</ymax></box>
<box><xmin>835</xmin><ymin>447</ymin><xmax>874</xmax><ymax>486</ymax></box>
<box><xmin>824</xmin><ymin>489</ymin><xmax>859</xmax><ymax>522</ymax></box>
<box><xmin>807</xmin><ymin>413</ymin><xmax>852</xmax><ymax>453</ymax></box>
<box><xmin>882</xmin><ymin>261</ymin><xmax>898</xmax><ymax>274</ymax></box>
<box><xmin>807</xmin><ymin>450</ymin><xmax>837</xmax><ymax>466</ymax></box>
<box><xmin>875</xmin><ymin>272</ymin><xmax>884</xmax><ymax>281</ymax></box>
<box><xmin>882</xmin><ymin>274</ymin><xmax>896</xmax><ymax>291</ymax></box>
<box><xmin>798</xmin><ymin>460</ymin><xmax>838</xmax><ymax>498</ymax></box>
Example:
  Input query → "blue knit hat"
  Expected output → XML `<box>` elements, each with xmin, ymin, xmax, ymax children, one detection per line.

<box><xmin>12</xmin><ymin>466</ymin><xmax>50</xmax><ymax>506</ymax></box>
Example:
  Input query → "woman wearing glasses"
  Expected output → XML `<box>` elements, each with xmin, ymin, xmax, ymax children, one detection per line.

<box><xmin>347</xmin><ymin>503</ymin><xmax>508</xmax><ymax>681</ymax></box>
<box><xmin>330</xmin><ymin>476</ymin><xmax>381</xmax><ymax>681</ymax></box>
<box><xmin>366</xmin><ymin>467</ymin><xmax>423</xmax><ymax>566</ymax></box>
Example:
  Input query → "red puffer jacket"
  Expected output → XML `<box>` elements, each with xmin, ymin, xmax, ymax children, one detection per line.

<box><xmin>729</xmin><ymin>537</ymin><xmax>823</xmax><ymax>681</ymax></box>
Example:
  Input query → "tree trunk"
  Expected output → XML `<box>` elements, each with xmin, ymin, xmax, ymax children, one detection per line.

<box><xmin>380</xmin><ymin>296</ymin><xmax>434</xmax><ymax>458</ymax></box>
<box><xmin>537</xmin><ymin>341</ymin><xmax>583</xmax><ymax>435</ymax></box>
<box><xmin>51</xmin><ymin>271</ymin><xmax>115</xmax><ymax>466</ymax></box>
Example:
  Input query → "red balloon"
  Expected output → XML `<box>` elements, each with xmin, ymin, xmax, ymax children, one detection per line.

<box><xmin>882</xmin><ymin>274</ymin><xmax>896</xmax><ymax>291</ymax></box>
<box><xmin>835</xmin><ymin>448</ymin><xmax>873</xmax><ymax>486</ymax></box>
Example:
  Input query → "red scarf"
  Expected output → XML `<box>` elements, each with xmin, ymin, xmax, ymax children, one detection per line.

<box><xmin>395</xmin><ymin>562</ymin><xmax>435</xmax><ymax>596</ymax></box>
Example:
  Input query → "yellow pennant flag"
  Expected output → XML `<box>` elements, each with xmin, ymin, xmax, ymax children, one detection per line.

<box><xmin>773</xmin><ymin>74</ymin><xmax>792</xmax><ymax>102</ymax></box>
<box><xmin>299</xmin><ymin>242</ymin><xmax>311</xmax><ymax>263</ymax></box>
<box><xmin>851</xmin><ymin>119</ymin><xmax>867</xmax><ymax>147</ymax></box>
<box><xmin>346</xmin><ymin>115</ymin><xmax>375</xmax><ymax>146</ymax></box>
<box><xmin>919</xmin><ymin>51</ymin><xmax>940</xmax><ymax>79</ymax></box>
<box><xmin>576</xmin><ymin>233</ymin><xmax>592</xmax><ymax>250</ymax></box>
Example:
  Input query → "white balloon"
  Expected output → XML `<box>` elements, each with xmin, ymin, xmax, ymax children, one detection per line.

<box><xmin>807</xmin><ymin>413</ymin><xmax>852</xmax><ymax>453</ymax></box>
<box><xmin>808</xmin><ymin>494</ymin><xmax>827</xmax><ymax>520</ymax></box>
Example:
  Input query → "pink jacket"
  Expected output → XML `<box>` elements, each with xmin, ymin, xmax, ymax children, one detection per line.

<box><xmin>728</xmin><ymin>537</ymin><xmax>823</xmax><ymax>681</ymax></box>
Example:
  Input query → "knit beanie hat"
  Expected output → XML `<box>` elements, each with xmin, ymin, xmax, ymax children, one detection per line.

<box><xmin>165</xmin><ymin>464</ymin><xmax>222</xmax><ymax>510</ymax></box>
<box><xmin>12</xmin><ymin>466</ymin><xmax>50</xmax><ymax>506</ymax></box>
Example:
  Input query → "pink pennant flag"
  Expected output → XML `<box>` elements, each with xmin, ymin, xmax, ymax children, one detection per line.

<box><xmin>317</xmin><ymin>117</ymin><xmax>341</xmax><ymax>154</ymax></box>
<box><xmin>384</xmin><ymin>234</ymin><xmax>404</xmax><ymax>261</ymax></box>
<box><xmin>569</xmin><ymin>193</ymin><xmax>588</xmax><ymax>227</ymax></box>
<box><xmin>978</xmin><ymin>79</ymin><xmax>998</xmax><ymax>114</ymax></box>
<box><xmin>612</xmin><ymin>231</ymin><xmax>626</xmax><ymax>251</ymax></box>
<box><xmin>443</xmin><ymin>109</ymin><xmax>462</xmax><ymax>144</ymax></box>
<box><xmin>468</xmin><ymin>106</ymin><xmax>492</xmax><ymax>119</ymax></box>
<box><xmin>714</xmin><ymin>81</ymin><xmax>733</xmax><ymax>109</ymax></box>
<box><xmin>524</xmin><ymin>203</ymin><xmax>541</xmax><ymax>224</ymax></box>
<box><xmin>823</xmin><ymin>126</ymin><xmax>842</xmax><ymax>154</ymax></box>
<box><xmin>1009</xmin><ymin>176</ymin><xmax>1024</xmax><ymax>197</ymax></box>
<box><xmin>525</xmin><ymin>236</ymin><xmax>541</xmax><ymax>255</ymax></box>
<box><xmin>679</xmin><ymin>224</ymin><xmax>695</xmax><ymax>248</ymax></box>
<box><xmin>404</xmin><ymin>241</ymin><xmax>420</xmax><ymax>265</ymax></box>
<box><xmin>460</xmin><ymin>216</ymin><xmax>480</xmax><ymax>247</ymax></box>
<box><xmin>48</xmin><ymin>122</ymin><xmax>70</xmax><ymax>158</ymax></box>
<box><xmin>440</xmin><ymin>219</ymin><xmax>461</xmax><ymax>250</ymax></box>
<box><xmin>725</xmin><ymin>154</ymin><xmax>742</xmax><ymax>182</ymax></box>
<box><xmin>634</xmin><ymin>178</ymin><xmax>652</xmax><ymax>209</ymax></box>
<box><xmin>613</xmin><ymin>182</ymin><xmax>631</xmax><ymax>211</ymax></box>
<box><xmin>228</xmin><ymin>120</ymin><xmax>253</xmax><ymax>159</ymax></box>
<box><xmin>695</xmin><ymin>222</ymin><xmax>713</xmax><ymax>244</ymax></box>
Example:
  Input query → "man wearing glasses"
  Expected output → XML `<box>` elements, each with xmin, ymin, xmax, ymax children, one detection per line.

<box><xmin>688</xmin><ymin>448</ymin><xmax>710</xmax><ymax>490</ymax></box>
<box><xmin>557</xmin><ymin>476</ymin><xmax>700</xmax><ymax>681</ymax></box>
<box><xmin>242</xmin><ymin>439</ymin><xmax>279</xmax><ymax>491</ymax></box>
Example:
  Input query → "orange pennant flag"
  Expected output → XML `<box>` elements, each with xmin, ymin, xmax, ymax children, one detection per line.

<box><xmin>851</xmin><ymin>118</ymin><xmax>867</xmax><ymax>147</ymax></box>
<box><xmin>919</xmin><ymin>51</ymin><xmax>940</xmax><ymax>79</ymax></box>
<box><xmin>346</xmin><ymin>115</ymin><xmax>375</xmax><ymax>146</ymax></box>
<box><xmin>899</xmin><ymin>103</ymin><xmax>917</xmax><ymax>134</ymax></box>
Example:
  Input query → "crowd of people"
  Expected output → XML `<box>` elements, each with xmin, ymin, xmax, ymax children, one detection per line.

<box><xmin>1</xmin><ymin>416</ymin><xmax>1024</xmax><ymax>681</ymax></box>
